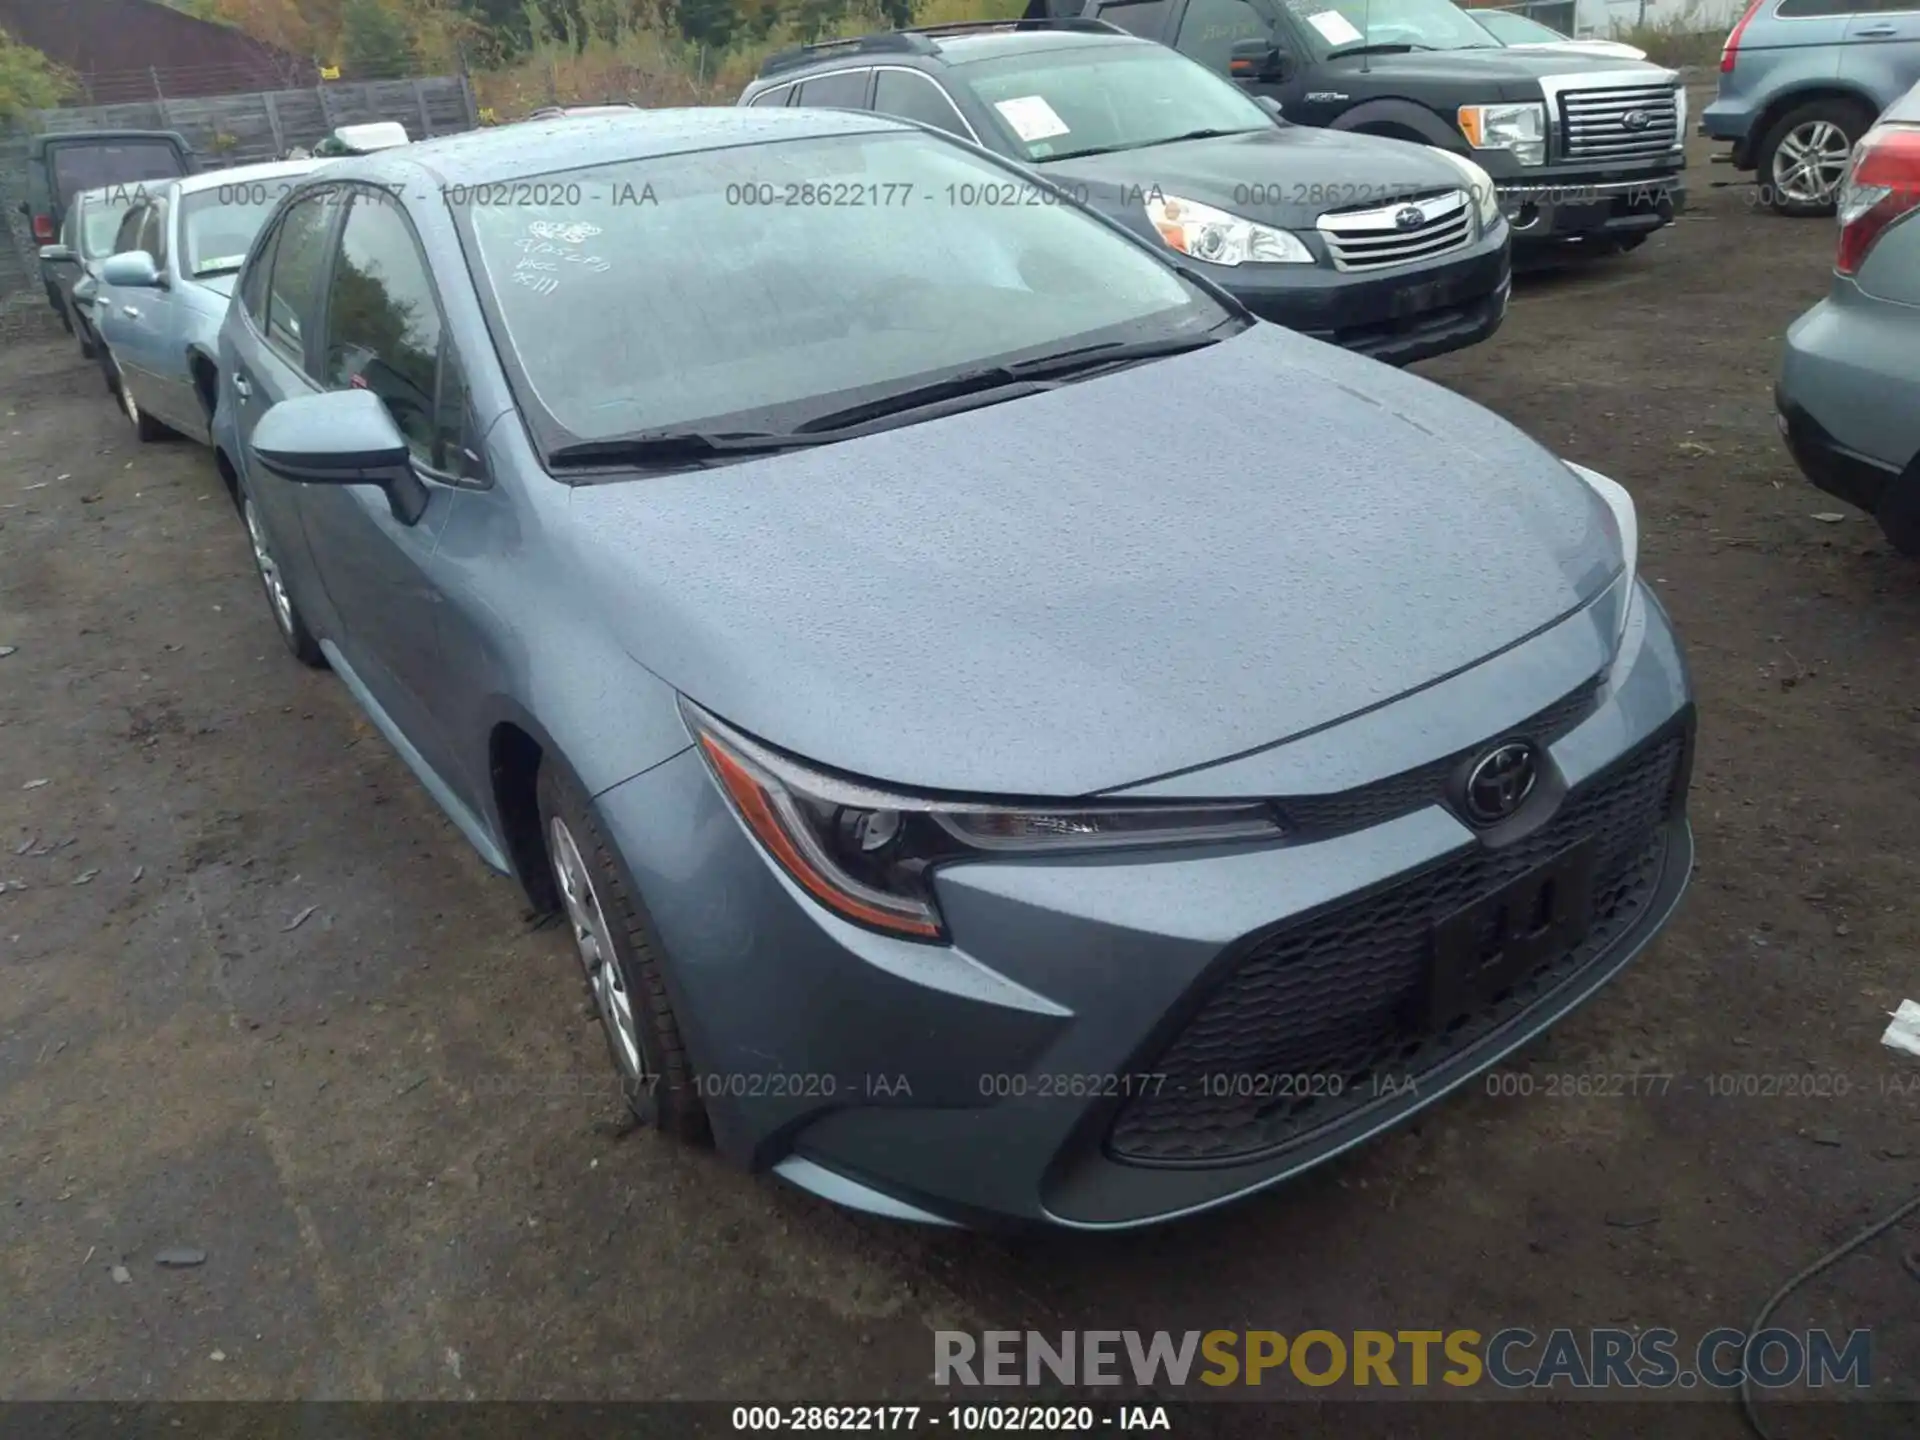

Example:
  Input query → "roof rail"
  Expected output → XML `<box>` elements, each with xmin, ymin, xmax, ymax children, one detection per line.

<box><xmin>758</xmin><ymin>31</ymin><xmax>938</xmax><ymax>79</ymax></box>
<box><xmin>755</xmin><ymin>18</ymin><xmax>1122</xmax><ymax>78</ymax></box>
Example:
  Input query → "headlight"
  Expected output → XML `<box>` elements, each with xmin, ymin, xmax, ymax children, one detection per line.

<box><xmin>1145</xmin><ymin>193</ymin><xmax>1313</xmax><ymax>266</ymax></box>
<box><xmin>1564</xmin><ymin>460</ymin><xmax>1639</xmax><ymax>640</ymax></box>
<box><xmin>1425</xmin><ymin>148</ymin><xmax>1502</xmax><ymax>230</ymax></box>
<box><xmin>685</xmin><ymin>702</ymin><xmax>1283</xmax><ymax>941</ymax></box>
<box><xmin>1457</xmin><ymin>102</ymin><xmax>1546</xmax><ymax>167</ymax></box>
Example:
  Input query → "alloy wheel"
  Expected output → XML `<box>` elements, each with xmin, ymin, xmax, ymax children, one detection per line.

<box><xmin>243</xmin><ymin>498</ymin><xmax>295</xmax><ymax>639</ymax></box>
<box><xmin>548</xmin><ymin>815</ymin><xmax>647</xmax><ymax>1088</ymax></box>
<box><xmin>1772</xmin><ymin>120</ymin><xmax>1852</xmax><ymax>205</ymax></box>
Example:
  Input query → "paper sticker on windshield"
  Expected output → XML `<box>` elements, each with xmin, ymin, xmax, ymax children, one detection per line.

<box><xmin>993</xmin><ymin>96</ymin><xmax>1071</xmax><ymax>144</ymax></box>
<box><xmin>1307</xmin><ymin>10</ymin><xmax>1364</xmax><ymax>43</ymax></box>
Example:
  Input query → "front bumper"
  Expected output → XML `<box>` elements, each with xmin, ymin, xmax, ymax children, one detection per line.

<box><xmin>1498</xmin><ymin>174</ymin><xmax>1687</xmax><ymax>244</ymax></box>
<box><xmin>593</xmin><ymin>579</ymin><xmax>1695</xmax><ymax>1230</ymax></box>
<box><xmin>1220</xmin><ymin>227</ymin><xmax>1511</xmax><ymax>367</ymax></box>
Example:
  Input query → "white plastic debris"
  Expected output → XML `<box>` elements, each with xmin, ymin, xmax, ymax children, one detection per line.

<box><xmin>1880</xmin><ymin>999</ymin><xmax>1920</xmax><ymax>1058</ymax></box>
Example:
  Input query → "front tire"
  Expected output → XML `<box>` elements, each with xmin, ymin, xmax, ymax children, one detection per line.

<box><xmin>1758</xmin><ymin>100</ymin><xmax>1871</xmax><ymax>217</ymax></box>
<box><xmin>536</xmin><ymin>763</ymin><xmax>707</xmax><ymax>1143</ymax></box>
<box><xmin>240</xmin><ymin>485</ymin><xmax>325</xmax><ymax>668</ymax></box>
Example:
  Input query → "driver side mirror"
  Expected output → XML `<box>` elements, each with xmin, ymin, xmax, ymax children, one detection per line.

<box><xmin>101</xmin><ymin>250</ymin><xmax>164</xmax><ymax>289</ymax></box>
<box><xmin>38</xmin><ymin>243</ymin><xmax>75</xmax><ymax>263</ymax></box>
<box><xmin>252</xmin><ymin>389</ymin><xmax>430</xmax><ymax>526</ymax></box>
<box><xmin>1229</xmin><ymin>39</ymin><xmax>1292</xmax><ymax>83</ymax></box>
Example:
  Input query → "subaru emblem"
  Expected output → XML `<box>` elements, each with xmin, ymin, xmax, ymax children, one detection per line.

<box><xmin>1393</xmin><ymin>204</ymin><xmax>1425</xmax><ymax>231</ymax></box>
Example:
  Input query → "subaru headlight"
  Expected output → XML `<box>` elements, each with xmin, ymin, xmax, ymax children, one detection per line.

<box><xmin>685</xmin><ymin>702</ymin><xmax>1283</xmax><ymax>942</ymax></box>
<box><xmin>1565</xmin><ymin>460</ymin><xmax>1639</xmax><ymax>641</ymax></box>
<box><xmin>1427</xmin><ymin>148</ymin><xmax>1502</xmax><ymax>230</ymax></box>
<box><xmin>1457</xmin><ymin>102</ymin><xmax>1546</xmax><ymax>167</ymax></box>
<box><xmin>1145</xmin><ymin>193</ymin><xmax>1313</xmax><ymax>266</ymax></box>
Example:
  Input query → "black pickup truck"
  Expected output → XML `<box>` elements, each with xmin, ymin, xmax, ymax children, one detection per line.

<box><xmin>1026</xmin><ymin>0</ymin><xmax>1687</xmax><ymax>252</ymax></box>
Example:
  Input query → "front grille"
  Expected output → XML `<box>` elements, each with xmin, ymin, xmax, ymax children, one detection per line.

<box><xmin>1558</xmin><ymin>84</ymin><xmax>1680</xmax><ymax>163</ymax></box>
<box><xmin>1317</xmin><ymin>189</ymin><xmax>1472</xmax><ymax>271</ymax></box>
<box><xmin>1107</xmin><ymin>731</ymin><xmax>1685</xmax><ymax>1167</ymax></box>
<box><xmin>1273</xmin><ymin>674</ymin><xmax>1602</xmax><ymax>839</ymax></box>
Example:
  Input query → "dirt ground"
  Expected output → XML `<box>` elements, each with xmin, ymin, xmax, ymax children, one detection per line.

<box><xmin>3</xmin><ymin>118</ymin><xmax>1919</xmax><ymax>1434</ymax></box>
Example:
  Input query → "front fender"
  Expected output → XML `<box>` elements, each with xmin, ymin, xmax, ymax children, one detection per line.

<box><xmin>1329</xmin><ymin>98</ymin><xmax>1466</xmax><ymax>150</ymax></box>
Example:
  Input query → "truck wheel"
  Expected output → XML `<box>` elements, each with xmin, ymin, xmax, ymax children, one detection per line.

<box><xmin>1758</xmin><ymin>99</ymin><xmax>1871</xmax><ymax>217</ymax></box>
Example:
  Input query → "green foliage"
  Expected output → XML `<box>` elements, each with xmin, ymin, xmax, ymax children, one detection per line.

<box><xmin>340</xmin><ymin>0</ymin><xmax>419</xmax><ymax>77</ymax></box>
<box><xmin>0</xmin><ymin>26</ymin><xmax>72</xmax><ymax>123</ymax></box>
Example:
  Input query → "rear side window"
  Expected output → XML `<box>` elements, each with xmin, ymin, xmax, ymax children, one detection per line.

<box><xmin>1094</xmin><ymin>0</ymin><xmax>1176</xmax><ymax>37</ymax></box>
<box><xmin>263</xmin><ymin>190</ymin><xmax>339</xmax><ymax>371</ymax></box>
<box><xmin>50</xmin><ymin>141</ymin><xmax>185</xmax><ymax>208</ymax></box>
<box><xmin>795</xmin><ymin>71</ymin><xmax>872</xmax><ymax>108</ymax></box>
<box><xmin>1774</xmin><ymin>0</ymin><xmax>1854</xmax><ymax>13</ymax></box>
<box><xmin>872</xmin><ymin>71</ymin><xmax>972</xmax><ymax>137</ymax></box>
<box><xmin>321</xmin><ymin>191</ymin><xmax>449</xmax><ymax>467</ymax></box>
<box><xmin>747</xmin><ymin>83</ymin><xmax>794</xmax><ymax>107</ymax></box>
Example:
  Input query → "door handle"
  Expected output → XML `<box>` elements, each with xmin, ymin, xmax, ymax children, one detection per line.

<box><xmin>121</xmin><ymin>305</ymin><xmax>139</xmax><ymax>317</ymax></box>
<box><xmin>232</xmin><ymin>372</ymin><xmax>251</xmax><ymax>399</ymax></box>
<box><xmin>1855</xmin><ymin>24</ymin><xmax>1897</xmax><ymax>34</ymax></box>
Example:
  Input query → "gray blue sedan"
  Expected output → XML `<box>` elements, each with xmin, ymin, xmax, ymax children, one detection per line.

<box><xmin>211</xmin><ymin>107</ymin><xmax>1696</xmax><ymax>1230</ymax></box>
<box><xmin>95</xmin><ymin>159</ymin><xmax>320</xmax><ymax>444</ymax></box>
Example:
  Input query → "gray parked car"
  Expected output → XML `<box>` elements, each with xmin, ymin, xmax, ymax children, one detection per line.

<box><xmin>1703</xmin><ymin>0</ymin><xmax>1920</xmax><ymax>215</ymax></box>
<box><xmin>94</xmin><ymin>159</ymin><xmax>320</xmax><ymax>444</ymax></box>
<box><xmin>36</xmin><ymin>183</ymin><xmax>144</xmax><ymax>361</ymax></box>
<box><xmin>1777</xmin><ymin>79</ymin><xmax>1920</xmax><ymax>550</ymax></box>
<box><xmin>211</xmin><ymin>107</ymin><xmax>1695</xmax><ymax>1230</ymax></box>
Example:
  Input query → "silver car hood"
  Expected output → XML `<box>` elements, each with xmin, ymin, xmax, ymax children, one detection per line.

<box><xmin>569</xmin><ymin>324</ymin><xmax>1622</xmax><ymax>797</ymax></box>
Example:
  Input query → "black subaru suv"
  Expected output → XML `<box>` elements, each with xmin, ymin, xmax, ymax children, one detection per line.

<box><xmin>1029</xmin><ymin>0</ymin><xmax>1687</xmax><ymax>253</ymax></box>
<box><xmin>741</xmin><ymin>20</ymin><xmax>1513</xmax><ymax>365</ymax></box>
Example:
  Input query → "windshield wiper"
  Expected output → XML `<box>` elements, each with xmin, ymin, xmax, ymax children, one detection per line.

<box><xmin>1042</xmin><ymin>128</ymin><xmax>1257</xmax><ymax>162</ymax></box>
<box><xmin>792</xmin><ymin>334</ymin><xmax>1229</xmax><ymax>437</ymax></box>
<box><xmin>546</xmin><ymin>430</ymin><xmax>828</xmax><ymax>469</ymax></box>
<box><xmin>1327</xmin><ymin>41</ymin><xmax>1438</xmax><ymax>57</ymax></box>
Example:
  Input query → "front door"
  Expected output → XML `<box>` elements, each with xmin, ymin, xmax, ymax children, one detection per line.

<box><xmin>1845</xmin><ymin>1</ymin><xmax>1920</xmax><ymax>103</ymax></box>
<box><xmin>294</xmin><ymin>186</ymin><xmax>467</xmax><ymax>794</ymax></box>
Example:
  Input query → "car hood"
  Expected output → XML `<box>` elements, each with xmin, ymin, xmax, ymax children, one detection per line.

<box><xmin>1324</xmin><ymin>47</ymin><xmax>1675</xmax><ymax>103</ymax></box>
<box><xmin>567</xmin><ymin>324</ymin><xmax>1621</xmax><ymax>797</ymax></box>
<box><xmin>1039</xmin><ymin>126</ymin><xmax>1470</xmax><ymax>228</ymax></box>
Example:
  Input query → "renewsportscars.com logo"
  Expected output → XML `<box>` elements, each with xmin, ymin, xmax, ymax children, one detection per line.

<box><xmin>933</xmin><ymin>1328</ymin><xmax>1872</xmax><ymax>1392</ymax></box>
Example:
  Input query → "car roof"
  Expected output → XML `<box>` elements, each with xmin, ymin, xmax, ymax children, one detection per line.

<box><xmin>175</xmin><ymin>158</ymin><xmax>325</xmax><ymax>196</ymax></box>
<box><xmin>751</xmin><ymin>25</ymin><xmax>1141</xmax><ymax>87</ymax></box>
<box><xmin>930</xmin><ymin>29</ymin><xmax>1141</xmax><ymax>64</ymax></box>
<box><xmin>311</xmin><ymin>107</ymin><xmax>913</xmax><ymax>189</ymax></box>
<box><xmin>29</xmin><ymin>128</ymin><xmax>189</xmax><ymax>156</ymax></box>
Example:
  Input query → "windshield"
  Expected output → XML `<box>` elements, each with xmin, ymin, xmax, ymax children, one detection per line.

<box><xmin>463</xmin><ymin>130</ymin><xmax>1224</xmax><ymax>449</ymax></box>
<box><xmin>80</xmin><ymin>194</ymin><xmax>140</xmax><ymax>258</ymax></box>
<box><xmin>1470</xmin><ymin>8</ymin><xmax>1566</xmax><ymax>42</ymax></box>
<box><xmin>962</xmin><ymin>45</ymin><xmax>1271</xmax><ymax>162</ymax></box>
<box><xmin>180</xmin><ymin>186</ymin><xmax>291</xmax><ymax>278</ymax></box>
<box><xmin>1283</xmin><ymin>0</ymin><xmax>1501</xmax><ymax>53</ymax></box>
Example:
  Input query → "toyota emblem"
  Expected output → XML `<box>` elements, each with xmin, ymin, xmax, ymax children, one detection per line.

<box><xmin>1463</xmin><ymin>742</ymin><xmax>1539</xmax><ymax>824</ymax></box>
<box><xmin>1621</xmin><ymin>109</ymin><xmax>1652</xmax><ymax>132</ymax></box>
<box><xmin>1393</xmin><ymin>204</ymin><xmax>1426</xmax><ymax>231</ymax></box>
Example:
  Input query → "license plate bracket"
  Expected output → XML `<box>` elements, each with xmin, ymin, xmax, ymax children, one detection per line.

<box><xmin>1426</xmin><ymin>839</ymin><xmax>1599</xmax><ymax>1028</ymax></box>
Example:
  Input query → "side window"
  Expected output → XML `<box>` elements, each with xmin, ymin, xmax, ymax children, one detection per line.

<box><xmin>1854</xmin><ymin>0</ymin><xmax>1917</xmax><ymax>10</ymax></box>
<box><xmin>871</xmin><ymin>70</ymin><xmax>972</xmax><ymax>137</ymax></box>
<box><xmin>1094</xmin><ymin>0</ymin><xmax>1176</xmax><ymax>38</ymax></box>
<box><xmin>240</xmin><ymin>219</ymin><xmax>279</xmax><ymax>331</ymax></box>
<box><xmin>794</xmin><ymin>70</ymin><xmax>872</xmax><ymax>108</ymax></box>
<box><xmin>138</xmin><ymin>199</ymin><xmax>168</xmax><ymax>268</ymax></box>
<box><xmin>112</xmin><ymin>203</ymin><xmax>146</xmax><ymax>256</ymax></box>
<box><xmin>1774</xmin><ymin>0</ymin><xmax>1853</xmax><ymax>14</ymax></box>
<box><xmin>322</xmin><ymin>190</ymin><xmax>457</xmax><ymax>470</ymax></box>
<box><xmin>747</xmin><ymin>83</ymin><xmax>794</xmax><ymax>107</ymax></box>
<box><xmin>1175</xmin><ymin>0</ymin><xmax>1278</xmax><ymax>72</ymax></box>
<box><xmin>264</xmin><ymin>190</ymin><xmax>339</xmax><ymax>372</ymax></box>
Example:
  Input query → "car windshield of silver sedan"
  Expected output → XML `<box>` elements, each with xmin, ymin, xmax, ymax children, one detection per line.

<box><xmin>1288</xmin><ymin>0</ymin><xmax>1502</xmax><ymax>54</ymax></box>
<box><xmin>961</xmin><ymin>46</ymin><xmax>1272</xmax><ymax>162</ymax></box>
<box><xmin>463</xmin><ymin>130</ymin><xmax>1231</xmax><ymax>458</ymax></box>
<box><xmin>181</xmin><ymin>189</ymin><xmax>283</xmax><ymax>278</ymax></box>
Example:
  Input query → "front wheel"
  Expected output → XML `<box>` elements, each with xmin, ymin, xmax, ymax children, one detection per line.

<box><xmin>241</xmin><ymin>486</ymin><xmax>325</xmax><ymax>668</ymax></box>
<box><xmin>536</xmin><ymin>763</ymin><xmax>708</xmax><ymax>1142</ymax></box>
<box><xmin>1758</xmin><ymin>100</ymin><xmax>1871</xmax><ymax>217</ymax></box>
